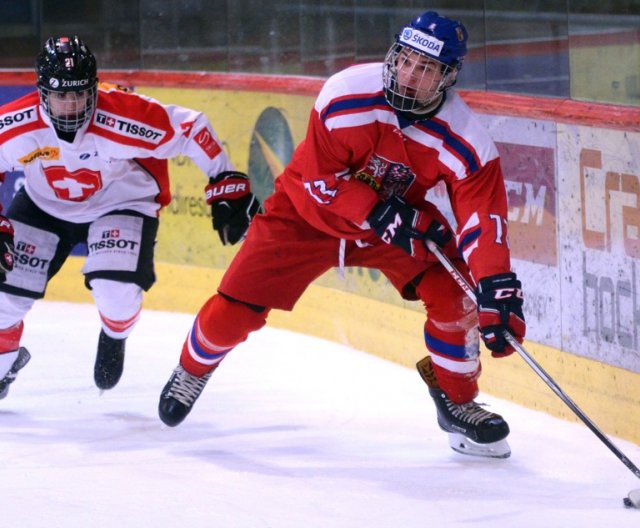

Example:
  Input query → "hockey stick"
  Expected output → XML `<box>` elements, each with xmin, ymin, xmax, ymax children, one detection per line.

<box><xmin>425</xmin><ymin>239</ymin><xmax>640</xmax><ymax>481</ymax></box>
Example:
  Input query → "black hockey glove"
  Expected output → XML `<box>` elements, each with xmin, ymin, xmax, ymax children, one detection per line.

<box><xmin>367</xmin><ymin>195</ymin><xmax>452</xmax><ymax>261</ymax></box>
<box><xmin>205</xmin><ymin>171</ymin><xmax>261</xmax><ymax>245</ymax></box>
<box><xmin>0</xmin><ymin>214</ymin><xmax>15</xmax><ymax>283</ymax></box>
<box><xmin>476</xmin><ymin>272</ymin><xmax>526</xmax><ymax>358</ymax></box>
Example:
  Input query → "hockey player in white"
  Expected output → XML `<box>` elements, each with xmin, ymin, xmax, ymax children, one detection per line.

<box><xmin>0</xmin><ymin>36</ymin><xmax>259</xmax><ymax>396</ymax></box>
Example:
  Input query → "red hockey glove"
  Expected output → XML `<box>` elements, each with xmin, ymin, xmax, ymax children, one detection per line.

<box><xmin>476</xmin><ymin>272</ymin><xmax>526</xmax><ymax>358</ymax></box>
<box><xmin>205</xmin><ymin>171</ymin><xmax>261</xmax><ymax>245</ymax></box>
<box><xmin>0</xmin><ymin>214</ymin><xmax>15</xmax><ymax>282</ymax></box>
<box><xmin>367</xmin><ymin>196</ymin><xmax>452</xmax><ymax>260</ymax></box>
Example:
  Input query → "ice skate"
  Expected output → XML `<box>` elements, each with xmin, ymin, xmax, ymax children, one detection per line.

<box><xmin>417</xmin><ymin>356</ymin><xmax>511</xmax><ymax>458</ymax></box>
<box><xmin>0</xmin><ymin>347</ymin><xmax>31</xmax><ymax>399</ymax></box>
<box><xmin>158</xmin><ymin>364</ymin><xmax>214</xmax><ymax>427</ymax></box>
<box><xmin>94</xmin><ymin>330</ymin><xmax>126</xmax><ymax>390</ymax></box>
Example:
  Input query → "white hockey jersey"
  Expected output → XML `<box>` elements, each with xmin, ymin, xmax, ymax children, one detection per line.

<box><xmin>0</xmin><ymin>85</ymin><xmax>234</xmax><ymax>222</ymax></box>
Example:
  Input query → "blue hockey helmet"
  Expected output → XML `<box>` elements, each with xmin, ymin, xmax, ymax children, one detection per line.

<box><xmin>401</xmin><ymin>11</ymin><xmax>468</xmax><ymax>69</ymax></box>
<box><xmin>383</xmin><ymin>11</ymin><xmax>468</xmax><ymax>113</ymax></box>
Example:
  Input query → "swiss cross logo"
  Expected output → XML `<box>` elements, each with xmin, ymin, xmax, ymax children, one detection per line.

<box><xmin>194</xmin><ymin>127</ymin><xmax>222</xmax><ymax>160</ymax></box>
<box><xmin>16</xmin><ymin>241</ymin><xmax>36</xmax><ymax>254</ymax></box>
<box><xmin>42</xmin><ymin>166</ymin><xmax>102</xmax><ymax>201</ymax></box>
<box><xmin>96</xmin><ymin>112</ymin><xmax>117</xmax><ymax>128</ymax></box>
<box><xmin>102</xmin><ymin>229</ymin><xmax>120</xmax><ymax>239</ymax></box>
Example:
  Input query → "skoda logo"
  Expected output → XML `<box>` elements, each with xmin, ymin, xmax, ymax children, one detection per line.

<box><xmin>49</xmin><ymin>78</ymin><xmax>60</xmax><ymax>88</ymax></box>
<box><xmin>402</xmin><ymin>28</ymin><xmax>413</xmax><ymax>40</ymax></box>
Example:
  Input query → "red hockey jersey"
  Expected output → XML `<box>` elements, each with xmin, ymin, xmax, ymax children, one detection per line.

<box><xmin>279</xmin><ymin>62</ymin><xmax>511</xmax><ymax>282</ymax></box>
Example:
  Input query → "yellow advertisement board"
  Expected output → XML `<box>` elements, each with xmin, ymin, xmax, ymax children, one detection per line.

<box><xmin>140</xmin><ymin>85</ymin><xmax>421</xmax><ymax>311</ymax></box>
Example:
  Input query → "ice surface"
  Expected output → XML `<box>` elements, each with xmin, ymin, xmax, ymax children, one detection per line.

<box><xmin>1</xmin><ymin>301</ymin><xmax>639</xmax><ymax>527</ymax></box>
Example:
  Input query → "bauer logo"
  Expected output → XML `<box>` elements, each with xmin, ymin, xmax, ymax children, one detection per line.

<box><xmin>496</xmin><ymin>142</ymin><xmax>557</xmax><ymax>266</ymax></box>
<box><xmin>248</xmin><ymin>107</ymin><xmax>294</xmax><ymax>205</ymax></box>
<box><xmin>399</xmin><ymin>28</ymin><xmax>443</xmax><ymax>57</ymax></box>
<box><xmin>94</xmin><ymin>111</ymin><xmax>165</xmax><ymax>144</ymax></box>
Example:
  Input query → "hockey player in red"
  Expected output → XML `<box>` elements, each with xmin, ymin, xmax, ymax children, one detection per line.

<box><xmin>158</xmin><ymin>11</ymin><xmax>525</xmax><ymax>458</ymax></box>
<box><xmin>0</xmin><ymin>36</ymin><xmax>259</xmax><ymax>396</ymax></box>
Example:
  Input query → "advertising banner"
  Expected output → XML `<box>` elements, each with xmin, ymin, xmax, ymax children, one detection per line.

<box><xmin>1</xmin><ymin>82</ymin><xmax>638</xmax><ymax>374</ymax></box>
<box><xmin>558</xmin><ymin>125</ymin><xmax>640</xmax><ymax>372</ymax></box>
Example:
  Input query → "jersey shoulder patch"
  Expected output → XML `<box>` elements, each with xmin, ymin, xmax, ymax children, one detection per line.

<box><xmin>89</xmin><ymin>90</ymin><xmax>174</xmax><ymax>149</ymax></box>
<box><xmin>0</xmin><ymin>92</ymin><xmax>46</xmax><ymax>143</ymax></box>
<box><xmin>315</xmin><ymin>63</ymin><xmax>393</xmax><ymax>131</ymax></box>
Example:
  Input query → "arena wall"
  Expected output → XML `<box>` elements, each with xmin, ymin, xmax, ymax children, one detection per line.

<box><xmin>1</xmin><ymin>70</ymin><xmax>639</xmax><ymax>445</ymax></box>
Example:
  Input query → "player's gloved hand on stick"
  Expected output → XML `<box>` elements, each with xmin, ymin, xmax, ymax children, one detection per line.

<box><xmin>0</xmin><ymin>214</ymin><xmax>15</xmax><ymax>283</ymax></box>
<box><xmin>476</xmin><ymin>272</ymin><xmax>525</xmax><ymax>358</ymax></box>
<box><xmin>367</xmin><ymin>195</ymin><xmax>452</xmax><ymax>260</ymax></box>
<box><xmin>205</xmin><ymin>171</ymin><xmax>261</xmax><ymax>245</ymax></box>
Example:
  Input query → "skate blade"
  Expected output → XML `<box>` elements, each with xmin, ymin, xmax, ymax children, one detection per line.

<box><xmin>447</xmin><ymin>432</ymin><xmax>511</xmax><ymax>459</ymax></box>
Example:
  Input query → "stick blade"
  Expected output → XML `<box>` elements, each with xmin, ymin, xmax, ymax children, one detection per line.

<box><xmin>624</xmin><ymin>489</ymin><xmax>640</xmax><ymax>509</ymax></box>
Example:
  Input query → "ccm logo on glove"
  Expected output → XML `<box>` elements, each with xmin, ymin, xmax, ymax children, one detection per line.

<box><xmin>493</xmin><ymin>287</ymin><xmax>522</xmax><ymax>300</ymax></box>
<box><xmin>380</xmin><ymin>213</ymin><xmax>404</xmax><ymax>244</ymax></box>
<box><xmin>476</xmin><ymin>272</ymin><xmax>526</xmax><ymax>358</ymax></box>
<box><xmin>367</xmin><ymin>195</ymin><xmax>452</xmax><ymax>261</ymax></box>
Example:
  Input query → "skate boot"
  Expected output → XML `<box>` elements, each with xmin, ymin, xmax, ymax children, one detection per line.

<box><xmin>0</xmin><ymin>347</ymin><xmax>31</xmax><ymax>399</ymax></box>
<box><xmin>158</xmin><ymin>364</ymin><xmax>214</xmax><ymax>427</ymax></box>
<box><xmin>94</xmin><ymin>330</ymin><xmax>126</xmax><ymax>390</ymax></box>
<box><xmin>417</xmin><ymin>356</ymin><xmax>511</xmax><ymax>458</ymax></box>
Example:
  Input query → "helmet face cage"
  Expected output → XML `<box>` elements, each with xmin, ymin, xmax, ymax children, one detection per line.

<box><xmin>36</xmin><ymin>36</ymin><xmax>98</xmax><ymax>132</ymax></box>
<box><xmin>383</xmin><ymin>43</ymin><xmax>458</xmax><ymax>113</ymax></box>
<box><xmin>38</xmin><ymin>84</ymin><xmax>97</xmax><ymax>132</ymax></box>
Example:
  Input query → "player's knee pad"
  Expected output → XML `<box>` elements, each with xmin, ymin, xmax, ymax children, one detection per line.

<box><xmin>417</xmin><ymin>265</ymin><xmax>479</xmax><ymax>356</ymax></box>
<box><xmin>182</xmin><ymin>294</ymin><xmax>269</xmax><ymax>375</ymax></box>
<box><xmin>197</xmin><ymin>293</ymin><xmax>268</xmax><ymax>348</ymax></box>
<box><xmin>416</xmin><ymin>262</ymin><xmax>476</xmax><ymax>324</ymax></box>
<box><xmin>416</xmin><ymin>264</ymin><xmax>481</xmax><ymax>403</ymax></box>
<box><xmin>0</xmin><ymin>291</ymin><xmax>34</xmax><ymax>330</ymax></box>
<box><xmin>89</xmin><ymin>279</ymin><xmax>143</xmax><ymax>338</ymax></box>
